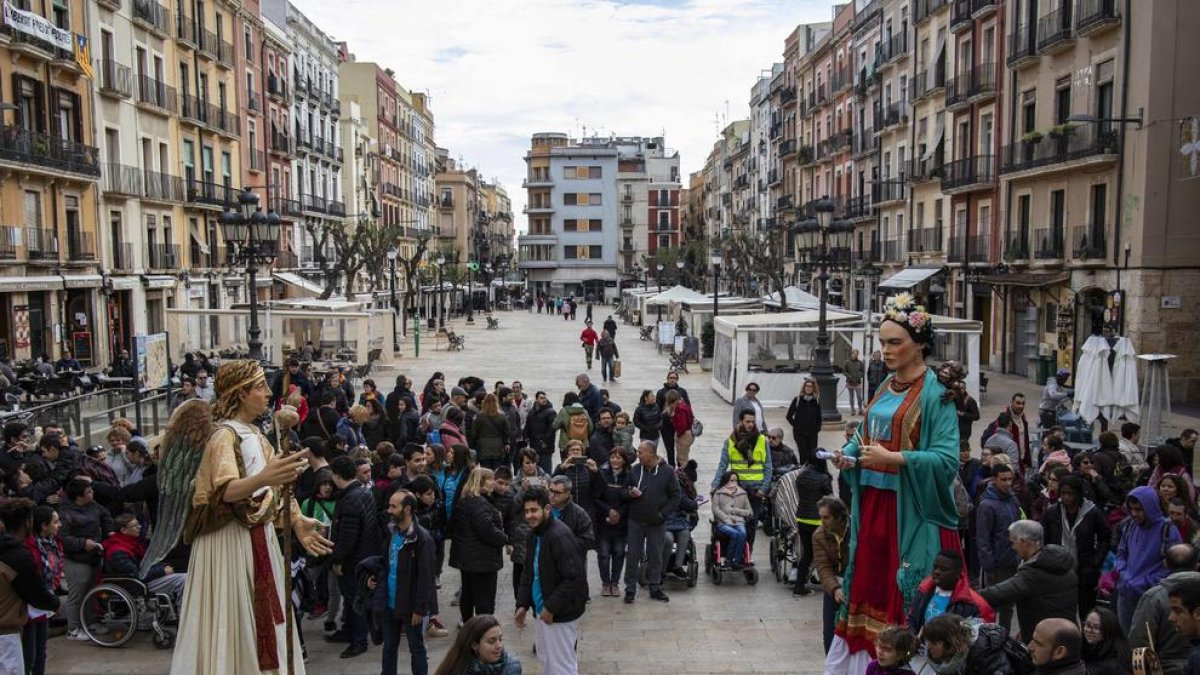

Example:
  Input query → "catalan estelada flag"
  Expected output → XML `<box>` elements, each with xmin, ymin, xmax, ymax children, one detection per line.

<box><xmin>74</xmin><ymin>34</ymin><xmax>94</xmax><ymax>79</ymax></box>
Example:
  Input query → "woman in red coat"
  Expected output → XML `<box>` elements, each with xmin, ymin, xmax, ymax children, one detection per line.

<box><xmin>665</xmin><ymin>390</ymin><xmax>695</xmax><ymax>467</ymax></box>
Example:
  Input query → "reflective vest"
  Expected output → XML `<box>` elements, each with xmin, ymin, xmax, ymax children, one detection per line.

<box><xmin>725</xmin><ymin>434</ymin><xmax>768</xmax><ymax>484</ymax></box>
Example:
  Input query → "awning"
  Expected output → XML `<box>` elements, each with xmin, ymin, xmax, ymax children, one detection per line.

<box><xmin>0</xmin><ymin>276</ymin><xmax>64</xmax><ymax>291</ymax></box>
<box><xmin>63</xmin><ymin>274</ymin><xmax>102</xmax><ymax>289</ymax></box>
<box><xmin>976</xmin><ymin>271</ymin><xmax>1070</xmax><ymax>288</ymax></box>
<box><xmin>273</xmin><ymin>271</ymin><xmax>324</xmax><ymax>295</ymax></box>
<box><xmin>143</xmin><ymin>275</ymin><xmax>177</xmax><ymax>289</ymax></box>
<box><xmin>878</xmin><ymin>266</ymin><xmax>943</xmax><ymax>289</ymax></box>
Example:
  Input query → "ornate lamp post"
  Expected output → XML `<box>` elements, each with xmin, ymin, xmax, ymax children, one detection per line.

<box><xmin>465</xmin><ymin>260</ymin><xmax>475</xmax><ymax>325</ymax></box>
<box><xmin>795</xmin><ymin>195</ymin><xmax>854</xmax><ymax>423</ymax></box>
<box><xmin>220</xmin><ymin>187</ymin><xmax>281</xmax><ymax>363</ymax></box>
<box><xmin>710</xmin><ymin>249</ymin><xmax>722</xmax><ymax>318</ymax></box>
<box><xmin>387</xmin><ymin>246</ymin><xmax>400</xmax><ymax>354</ymax></box>
<box><xmin>436</xmin><ymin>253</ymin><xmax>446</xmax><ymax>329</ymax></box>
<box><xmin>655</xmin><ymin>263</ymin><xmax>664</xmax><ymax>292</ymax></box>
<box><xmin>675</xmin><ymin>259</ymin><xmax>685</xmax><ymax>286</ymax></box>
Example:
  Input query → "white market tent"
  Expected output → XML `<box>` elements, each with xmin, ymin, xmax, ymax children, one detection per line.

<box><xmin>762</xmin><ymin>286</ymin><xmax>823</xmax><ymax>311</ymax></box>
<box><xmin>645</xmin><ymin>285</ymin><xmax>710</xmax><ymax>307</ymax></box>
<box><xmin>677</xmin><ymin>296</ymin><xmax>763</xmax><ymax>339</ymax></box>
<box><xmin>619</xmin><ymin>287</ymin><xmax>666</xmax><ymax>325</ymax></box>
<box><xmin>711</xmin><ymin>310</ymin><xmax>982</xmax><ymax>408</ymax></box>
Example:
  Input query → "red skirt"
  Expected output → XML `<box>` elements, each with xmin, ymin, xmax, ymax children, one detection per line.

<box><xmin>836</xmin><ymin>487</ymin><xmax>960</xmax><ymax>655</ymax></box>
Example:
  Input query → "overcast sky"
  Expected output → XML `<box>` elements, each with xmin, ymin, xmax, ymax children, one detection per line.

<box><xmin>294</xmin><ymin>0</ymin><xmax>831</xmax><ymax>232</ymax></box>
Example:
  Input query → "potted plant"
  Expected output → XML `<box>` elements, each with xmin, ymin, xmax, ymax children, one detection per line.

<box><xmin>1020</xmin><ymin>130</ymin><xmax>1044</xmax><ymax>145</ymax></box>
<box><xmin>929</xmin><ymin>164</ymin><xmax>946</xmax><ymax>179</ymax></box>
<box><xmin>700</xmin><ymin>321</ymin><xmax>715</xmax><ymax>371</ymax></box>
<box><xmin>1048</xmin><ymin>123</ymin><xmax>1077</xmax><ymax>139</ymax></box>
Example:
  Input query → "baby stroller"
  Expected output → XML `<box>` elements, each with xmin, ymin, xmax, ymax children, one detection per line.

<box><xmin>704</xmin><ymin>519</ymin><xmax>759</xmax><ymax>585</ymax></box>
<box><xmin>768</xmin><ymin>467</ymin><xmax>803</xmax><ymax>585</ymax></box>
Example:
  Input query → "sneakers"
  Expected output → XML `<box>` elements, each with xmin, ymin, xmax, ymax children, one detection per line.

<box><xmin>65</xmin><ymin>629</ymin><xmax>90</xmax><ymax>641</ymax></box>
<box><xmin>623</xmin><ymin>591</ymin><xmax>635</xmax><ymax>604</ymax></box>
<box><xmin>426</xmin><ymin>623</ymin><xmax>449</xmax><ymax>638</ymax></box>
<box><xmin>649</xmin><ymin>589</ymin><xmax>670</xmax><ymax>603</ymax></box>
<box><xmin>340</xmin><ymin>643</ymin><xmax>368</xmax><ymax>659</ymax></box>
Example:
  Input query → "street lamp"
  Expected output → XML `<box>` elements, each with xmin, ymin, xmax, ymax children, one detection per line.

<box><xmin>436</xmin><ymin>253</ymin><xmax>446</xmax><ymax>329</ymax></box>
<box><xmin>387</xmin><ymin>246</ymin><xmax>400</xmax><ymax>354</ymax></box>
<box><xmin>656</xmin><ymin>263</ymin><xmax>664</xmax><ymax>292</ymax></box>
<box><xmin>710</xmin><ymin>250</ymin><xmax>722</xmax><ymax>318</ymax></box>
<box><xmin>675</xmin><ymin>259</ymin><xmax>685</xmax><ymax>287</ymax></box>
<box><xmin>484</xmin><ymin>263</ymin><xmax>493</xmax><ymax>312</ymax></box>
<box><xmin>220</xmin><ymin>187</ymin><xmax>281</xmax><ymax>363</ymax></box>
<box><xmin>794</xmin><ymin>195</ymin><xmax>854</xmax><ymax>423</ymax></box>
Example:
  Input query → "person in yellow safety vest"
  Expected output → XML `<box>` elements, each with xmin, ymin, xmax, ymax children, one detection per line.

<box><xmin>710</xmin><ymin>410</ymin><xmax>774</xmax><ymax>550</ymax></box>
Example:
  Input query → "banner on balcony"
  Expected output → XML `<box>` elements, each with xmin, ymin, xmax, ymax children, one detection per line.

<box><xmin>73</xmin><ymin>34</ymin><xmax>94</xmax><ymax>79</ymax></box>
<box><xmin>1</xmin><ymin>0</ymin><xmax>73</xmax><ymax>51</ymax></box>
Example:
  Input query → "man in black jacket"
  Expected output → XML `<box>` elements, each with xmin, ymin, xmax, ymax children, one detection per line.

<box><xmin>655</xmin><ymin>371</ymin><xmax>690</xmax><ymax>410</ymax></box>
<box><xmin>362</xmin><ymin>489</ymin><xmax>437</xmax><ymax>675</ymax></box>
<box><xmin>623</xmin><ymin>442</ymin><xmax>680</xmax><ymax>604</ymax></box>
<box><xmin>516</xmin><ymin>486</ymin><xmax>585</xmax><ymax>675</ymax></box>
<box><xmin>0</xmin><ymin>498</ymin><xmax>59</xmax><ymax>668</ymax></box>
<box><xmin>587</xmin><ymin>409</ymin><xmax>617</xmax><ymax>465</ymax></box>
<box><xmin>59</xmin><ymin>478</ymin><xmax>114</xmax><ymax>640</ymax></box>
<box><xmin>329</xmin><ymin>455</ymin><xmax>383</xmax><ymax>658</ymax></box>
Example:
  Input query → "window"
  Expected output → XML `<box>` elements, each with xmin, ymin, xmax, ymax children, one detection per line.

<box><xmin>1055</xmin><ymin>76</ymin><xmax>1071</xmax><ymax>125</ymax></box>
<box><xmin>658</xmin><ymin>235</ymin><xmax>670</xmax><ymax>248</ymax></box>
<box><xmin>563</xmin><ymin>246</ymin><xmax>576</xmax><ymax>259</ymax></box>
<box><xmin>1097</xmin><ymin>59</ymin><xmax>1115</xmax><ymax>137</ymax></box>
<box><xmin>588</xmin><ymin>245</ymin><xmax>601</xmax><ymax>259</ymax></box>
<box><xmin>23</xmin><ymin>190</ymin><xmax>41</xmax><ymax>229</ymax></box>
<box><xmin>588</xmin><ymin>219</ymin><xmax>601</xmax><ymax>232</ymax></box>
<box><xmin>1017</xmin><ymin>193</ymin><xmax>1031</xmax><ymax>249</ymax></box>
<box><xmin>563</xmin><ymin>219</ymin><xmax>578</xmax><ymax>232</ymax></box>
<box><xmin>221</xmin><ymin>152</ymin><xmax>232</xmax><ymax>187</ymax></box>
<box><xmin>244</xmin><ymin>25</ymin><xmax>253</xmax><ymax>62</ymax></box>
<box><xmin>658</xmin><ymin>211</ymin><xmax>669</xmax><ymax>228</ymax></box>
<box><xmin>1091</xmin><ymin>183</ymin><xmax>1107</xmax><ymax>228</ymax></box>
<box><xmin>1022</xmin><ymin>89</ymin><xmax>1036</xmax><ymax>134</ymax></box>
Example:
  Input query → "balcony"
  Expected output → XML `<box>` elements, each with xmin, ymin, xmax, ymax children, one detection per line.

<box><xmin>832</xmin><ymin>67</ymin><xmax>853</xmax><ymax>94</ymax></box>
<box><xmin>301</xmin><ymin>193</ymin><xmax>327</xmax><ymax>214</ymax></box>
<box><xmin>1037</xmin><ymin>5</ymin><xmax>1075</xmax><ymax>54</ymax></box>
<box><xmin>332</xmin><ymin>99</ymin><xmax>341</xmax><ymax>117</ymax></box>
<box><xmin>102</xmin><ymin>162</ymin><xmax>142</xmax><ymax>197</ymax></box>
<box><xmin>780</xmin><ymin>86</ymin><xmax>797</xmax><ymax>105</ymax></box>
<box><xmin>143</xmin><ymin>170</ymin><xmax>184</xmax><ymax>202</ymax></box>
<box><xmin>945</xmin><ymin>63</ymin><xmax>997</xmax><ymax>110</ymax></box>
<box><xmin>269</xmin><ymin>130</ymin><xmax>291</xmax><ymax>155</ymax></box>
<box><xmin>882</xmin><ymin>237</ymin><xmax>906</xmax><ymax>263</ymax></box>
<box><xmin>147</xmin><ymin>243</ymin><xmax>180</xmax><ymax>270</ymax></box>
<box><xmin>950</xmin><ymin>0</ymin><xmax>973</xmax><ymax>32</ymax></box>
<box><xmin>523</xmin><ymin>203</ymin><xmax>554</xmax><ymax>214</ymax></box>
<box><xmin>1076</xmin><ymin>0</ymin><xmax>1120</xmax><ymax>36</ymax></box>
<box><xmin>768</xmin><ymin>168</ymin><xmax>781</xmax><ymax>186</ymax></box>
<box><xmin>911</xmin><ymin>63</ymin><xmax>947</xmax><ymax>100</ymax></box>
<box><xmin>1005</xmin><ymin>236</ymin><xmax>1030</xmax><ymax>262</ymax></box>
<box><xmin>1033</xmin><ymin>227</ymin><xmax>1066</xmax><ymax>260</ymax></box>
<box><xmin>522</xmin><ymin>174</ymin><xmax>553</xmax><ymax>188</ymax></box>
<box><xmin>914</xmin><ymin>0</ymin><xmax>948</xmax><ymax>24</ymax></box>
<box><xmin>777</xmin><ymin>195</ymin><xmax>794</xmax><ymax>211</ymax></box>
<box><xmin>757</xmin><ymin>217</ymin><xmax>777</xmax><ymax>229</ymax></box>
<box><xmin>968</xmin><ymin>234</ymin><xmax>991</xmax><ymax>263</ymax></box>
<box><xmin>98</xmin><ymin>60</ymin><xmax>134</xmax><ymax>99</ymax></box>
<box><xmin>185</xmin><ymin>179</ymin><xmax>234</xmax><ymax>208</ymax></box>
<box><xmin>874</xmin><ymin>179</ymin><xmax>907</xmax><ymax>205</ymax></box>
<box><xmin>247</xmin><ymin>93</ymin><xmax>261</xmax><ymax>114</ymax></box>
<box><xmin>1072</xmin><ymin>225</ymin><xmax>1107</xmax><ymax>261</ymax></box>
<box><xmin>846</xmin><ymin>195</ymin><xmax>875</xmax><ymax>221</ymax></box>
<box><xmin>1006</xmin><ymin>24</ymin><xmax>1039</xmax><ymax>69</ymax></box>
<box><xmin>132</xmin><ymin>0</ymin><xmax>170</xmax><ymax>36</ymax></box>
<box><xmin>112</xmin><ymin>242</ymin><xmax>137</xmax><ymax>270</ymax></box>
<box><xmin>908</xmin><ymin>156</ymin><xmax>945</xmax><ymax>183</ymax></box>
<box><xmin>854</xmin><ymin>0</ymin><xmax>881</xmax><ymax>28</ymax></box>
<box><xmin>136</xmin><ymin>75</ymin><xmax>176</xmax><ymax>114</ymax></box>
<box><xmin>721</xmin><ymin>193</ymin><xmax>733</xmax><ymax>206</ymax></box>
<box><xmin>1000</xmin><ymin>125</ymin><xmax>1118</xmax><ymax>176</ymax></box>
<box><xmin>248</xmin><ymin>149</ymin><xmax>265</xmax><ymax>173</ymax></box>
<box><xmin>0</xmin><ymin>126</ymin><xmax>100</xmax><ymax>177</ymax></box>
<box><xmin>942</xmin><ymin>155</ymin><xmax>996</xmax><ymax>193</ymax></box>
<box><xmin>947</xmin><ymin>235</ymin><xmax>965</xmax><ymax>263</ymax></box>
<box><xmin>832</xmin><ymin>129</ymin><xmax>853</xmax><ymax>154</ymax></box>
<box><xmin>876</xmin><ymin>101</ymin><xmax>908</xmax><ymax>131</ymax></box>
<box><xmin>972</xmin><ymin>0</ymin><xmax>998</xmax><ymax>19</ymax></box>
<box><xmin>25</xmin><ymin>228</ymin><xmax>59</xmax><ymax>262</ymax></box>
<box><xmin>778</xmin><ymin>139</ymin><xmax>797</xmax><ymax>158</ymax></box>
<box><xmin>216</xmin><ymin>38</ymin><xmax>234</xmax><ymax>69</ymax></box>
<box><xmin>197</xmin><ymin>29</ymin><xmax>219</xmax><ymax>61</ymax></box>
<box><xmin>434</xmin><ymin>192</ymin><xmax>450</xmax><ymax>206</ymax></box>
<box><xmin>878</xmin><ymin>33</ymin><xmax>908</xmax><ymax>67</ymax></box>
<box><xmin>277</xmin><ymin>197</ymin><xmax>302</xmax><ymax>218</ymax></box>
<box><xmin>769</xmin><ymin>122</ymin><xmax>782</xmax><ymax>140</ymax></box>
<box><xmin>175</xmin><ymin>14</ymin><xmax>196</xmax><ymax>47</ymax></box>
<box><xmin>267</xmin><ymin>73</ymin><xmax>289</xmax><ymax>102</ymax></box>
<box><xmin>854</xmin><ymin>129</ymin><xmax>879</xmax><ymax>156</ymax></box>
<box><xmin>910</xmin><ymin>228</ymin><xmax>945</xmax><ymax>254</ymax></box>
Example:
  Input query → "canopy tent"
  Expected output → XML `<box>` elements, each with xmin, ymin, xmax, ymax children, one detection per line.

<box><xmin>762</xmin><ymin>286</ymin><xmax>823</xmax><ymax>311</ymax></box>
<box><xmin>273</xmin><ymin>272</ymin><xmax>325</xmax><ymax>297</ymax></box>
<box><xmin>710</xmin><ymin>310</ymin><xmax>982</xmax><ymax>408</ymax></box>
<box><xmin>645</xmin><ymin>285</ymin><xmax>710</xmax><ymax>307</ymax></box>
<box><xmin>676</xmin><ymin>296</ymin><xmax>763</xmax><ymax>339</ymax></box>
<box><xmin>620</xmin><ymin>287</ymin><xmax>666</xmax><ymax>325</ymax></box>
<box><xmin>878</xmin><ymin>266</ymin><xmax>943</xmax><ymax>290</ymax></box>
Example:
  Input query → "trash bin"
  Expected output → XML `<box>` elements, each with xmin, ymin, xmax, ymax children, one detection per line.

<box><xmin>1034</xmin><ymin>355</ymin><xmax>1054</xmax><ymax>385</ymax></box>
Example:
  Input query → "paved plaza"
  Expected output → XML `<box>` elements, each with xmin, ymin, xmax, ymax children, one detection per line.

<box><xmin>46</xmin><ymin>308</ymin><xmax>1199</xmax><ymax>674</ymax></box>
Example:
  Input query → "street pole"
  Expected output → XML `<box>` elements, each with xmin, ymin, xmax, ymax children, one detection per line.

<box><xmin>806</xmin><ymin>199</ymin><xmax>843</xmax><ymax>424</ymax></box>
<box><xmin>247</xmin><ymin>261</ymin><xmax>263</xmax><ymax>362</ymax></box>
<box><xmin>437</xmin><ymin>264</ymin><xmax>445</xmax><ymax>329</ymax></box>
<box><xmin>388</xmin><ymin>254</ymin><xmax>400</xmax><ymax>354</ymax></box>
<box><xmin>466</xmin><ymin>263</ymin><xmax>474</xmax><ymax>324</ymax></box>
<box><xmin>712</xmin><ymin>265</ymin><xmax>720</xmax><ymax>318</ymax></box>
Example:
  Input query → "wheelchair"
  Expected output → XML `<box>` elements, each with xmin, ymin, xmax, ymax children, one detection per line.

<box><xmin>637</xmin><ymin>535</ymin><xmax>699</xmax><ymax>588</ymax></box>
<box><xmin>80</xmin><ymin>577</ymin><xmax>177</xmax><ymax>649</ymax></box>
<box><xmin>704</xmin><ymin>520</ymin><xmax>759</xmax><ymax>586</ymax></box>
<box><xmin>767</xmin><ymin>510</ymin><xmax>798</xmax><ymax>585</ymax></box>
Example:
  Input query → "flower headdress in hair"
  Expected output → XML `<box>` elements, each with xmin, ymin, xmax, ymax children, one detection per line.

<box><xmin>882</xmin><ymin>293</ymin><xmax>934</xmax><ymax>339</ymax></box>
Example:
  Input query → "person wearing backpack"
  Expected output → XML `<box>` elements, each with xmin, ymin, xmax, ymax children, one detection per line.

<box><xmin>1114</xmin><ymin>485</ymin><xmax>1183</xmax><ymax>631</ymax></box>
<box><xmin>553</xmin><ymin>397</ymin><xmax>593</xmax><ymax>455</ymax></box>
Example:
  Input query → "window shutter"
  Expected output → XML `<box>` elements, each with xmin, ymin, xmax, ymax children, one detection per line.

<box><xmin>72</xmin><ymin>92</ymin><xmax>83</xmax><ymax>142</ymax></box>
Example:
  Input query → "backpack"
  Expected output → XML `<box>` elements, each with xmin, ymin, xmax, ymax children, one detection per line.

<box><xmin>1002</xmin><ymin>635</ymin><xmax>1036</xmax><ymax>675</ymax></box>
<box><xmin>568</xmin><ymin>413</ymin><xmax>590</xmax><ymax>442</ymax></box>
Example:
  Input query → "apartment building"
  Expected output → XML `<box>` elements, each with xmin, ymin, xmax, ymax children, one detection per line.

<box><xmin>750</xmin><ymin>64</ymin><xmax>782</xmax><ymax>236</ymax></box>
<box><xmin>434</xmin><ymin>150</ymin><xmax>479</xmax><ymax>262</ymax></box>
<box><xmin>518</xmin><ymin>134</ymin><xmax>679</xmax><ymax>300</ymax></box>
<box><xmin>339</xmin><ymin>100</ymin><xmax>377</xmax><ymax>223</ymax></box>
<box><xmin>260</xmin><ymin>15</ymin><xmax>295</xmax><ymax>263</ymax></box>
<box><xmin>0</xmin><ymin>0</ymin><xmax>102</xmax><ymax>363</ymax></box>
<box><xmin>478</xmin><ymin>182</ymin><xmax>514</xmax><ymax>267</ymax></box>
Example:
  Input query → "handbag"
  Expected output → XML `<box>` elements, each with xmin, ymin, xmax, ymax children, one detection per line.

<box><xmin>613</xmin><ymin>359</ymin><xmax>622</xmax><ymax>378</ymax></box>
<box><xmin>691</xmin><ymin>418</ymin><xmax>704</xmax><ymax>437</ymax></box>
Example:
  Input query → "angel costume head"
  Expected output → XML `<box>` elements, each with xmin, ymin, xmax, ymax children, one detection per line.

<box><xmin>211</xmin><ymin>359</ymin><xmax>267</xmax><ymax>422</ymax></box>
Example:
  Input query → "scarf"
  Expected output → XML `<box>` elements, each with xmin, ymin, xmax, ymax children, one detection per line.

<box><xmin>924</xmin><ymin>650</ymin><xmax>966</xmax><ymax>675</ymax></box>
<box><xmin>733</xmin><ymin>428</ymin><xmax>760</xmax><ymax>463</ymax></box>
<box><xmin>34</xmin><ymin>536</ymin><xmax>62</xmax><ymax>589</ymax></box>
<box><xmin>467</xmin><ymin>653</ymin><xmax>517</xmax><ymax>675</ymax></box>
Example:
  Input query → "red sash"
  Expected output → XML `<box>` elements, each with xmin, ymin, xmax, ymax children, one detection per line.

<box><xmin>249</xmin><ymin>524</ymin><xmax>284</xmax><ymax>671</ymax></box>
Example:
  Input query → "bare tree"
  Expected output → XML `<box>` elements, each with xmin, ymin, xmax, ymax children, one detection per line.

<box><xmin>302</xmin><ymin>219</ymin><xmax>339</xmax><ymax>299</ymax></box>
<box><xmin>358</xmin><ymin>221</ymin><xmax>404</xmax><ymax>294</ymax></box>
<box><xmin>397</xmin><ymin>233</ymin><xmax>433</xmax><ymax>318</ymax></box>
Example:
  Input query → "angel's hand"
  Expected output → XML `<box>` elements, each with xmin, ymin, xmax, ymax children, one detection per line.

<box><xmin>295</xmin><ymin>516</ymin><xmax>334</xmax><ymax>556</ymax></box>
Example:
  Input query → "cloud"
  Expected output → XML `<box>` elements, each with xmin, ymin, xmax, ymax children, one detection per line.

<box><xmin>293</xmin><ymin>0</ymin><xmax>831</xmax><ymax>232</ymax></box>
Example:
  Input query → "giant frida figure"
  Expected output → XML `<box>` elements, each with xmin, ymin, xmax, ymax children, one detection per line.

<box><xmin>824</xmin><ymin>293</ymin><xmax>965</xmax><ymax>675</ymax></box>
<box><xmin>168</xmin><ymin>359</ymin><xmax>332</xmax><ymax>674</ymax></box>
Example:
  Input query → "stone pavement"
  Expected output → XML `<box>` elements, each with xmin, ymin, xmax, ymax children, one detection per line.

<box><xmin>45</xmin><ymin>306</ymin><xmax>1199</xmax><ymax>674</ymax></box>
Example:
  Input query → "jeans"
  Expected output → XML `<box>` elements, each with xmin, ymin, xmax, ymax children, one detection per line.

<box><xmin>717</xmin><ymin>523</ymin><xmax>748</xmax><ymax>564</ymax></box>
<box><xmin>822</xmin><ymin>591</ymin><xmax>838</xmax><ymax>654</ymax></box>
<box><xmin>380</xmin><ymin>612</ymin><xmax>428</xmax><ymax>675</ymax></box>
<box><xmin>796</xmin><ymin>522</ymin><xmax>818</xmax><ymax>592</ymax></box>
<box><xmin>21</xmin><ymin>620</ymin><xmax>46</xmax><ymax>675</ymax></box>
<box><xmin>584</xmin><ymin>344</ymin><xmax>594</xmax><ymax>368</ymax></box>
<box><xmin>625</xmin><ymin>520</ymin><xmax>665</xmax><ymax>593</ymax></box>
<box><xmin>663</xmin><ymin>529</ymin><xmax>691</xmax><ymax>570</ymax></box>
<box><xmin>601</xmin><ymin>356</ymin><xmax>615</xmax><ymax>382</ymax></box>
<box><xmin>337</xmin><ymin>572</ymin><xmax>369</xmax><ymax>647</ymax></box>
<box><xmin>459</xmin><ymin>571</ymin><xmax>498</xmax><ymax>623</ymax></box>
<box><xmin>597</xmin><ymin>532</ymin><xmax>627</xmax><ymax>585</ymax></box>
<box><xmin>846</xmin><ymin>384</ymin><xmax>863</xmax><ymax>412</ymax></box>
<box><xmin>63</xmin><ymin>560</ymin><xmax>98</xmax><ymax>631</ymax></box>
<box><xmin>660</xmin><ymin>431</ymin><xmax>676</xmax><ymax>466</ymax></box>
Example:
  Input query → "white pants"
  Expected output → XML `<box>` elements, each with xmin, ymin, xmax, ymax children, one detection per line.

<box><xmin>534</xmin><ymin>619</ymin><xmax>578</xmax><ymax>675</ymax></box>
<box><xmin>0</xmin><ymin>633</ymin><xmax>23</xmax><ymax>675</ymax></box>
<box><xmin>824</xmin><ymin>635</ymin><xmax>871</xmax><ymax>675</ymax></box>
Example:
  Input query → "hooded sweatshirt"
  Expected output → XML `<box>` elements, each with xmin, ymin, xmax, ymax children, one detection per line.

<box><xmin>553</xmin><ymin>403</ymin><xmax>593</xmax><ymax>451</ymax></box>
<box><xmin>1115</xmin><ymin>485</ymin><xmax>1183</xmax><ymax>596</ymax></box>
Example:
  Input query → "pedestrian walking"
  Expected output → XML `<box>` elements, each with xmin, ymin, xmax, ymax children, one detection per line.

<box><xmin>596</xmin><ymin>331</ymin><xmax>619</xmax><ymax>383</ymax></box>
<box><xmin>842</xmin><ymin>349</ymin><xmax>865</xmax><ymax>416</ymax></box>
<box><xmin>624</xmin><ymin>442</ymin><xmax>680</xmax><ymax>604</ymax></box>
<box><xmin>785</xmin><ymin>378</ymin><xmax>822</xmax><ymax>458</ymax></box>
<box><xmin>663</xmin><ymin>390</ymin><xmax>695</xmax><ymax>467</ymax></box>
<box><xmin>580</xmin><ymin>322</ymin><xmax>598</xmax><ymax>370</ymax></box>
<box><xmin>515</xmin><ymin>486</ymin><xmax>586</xmax><ymax>675</ymax></box>
<box><xmin>603</xmin><ymin>315</ymin><xmax>618</xmax><ymax>340</ymax></box>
